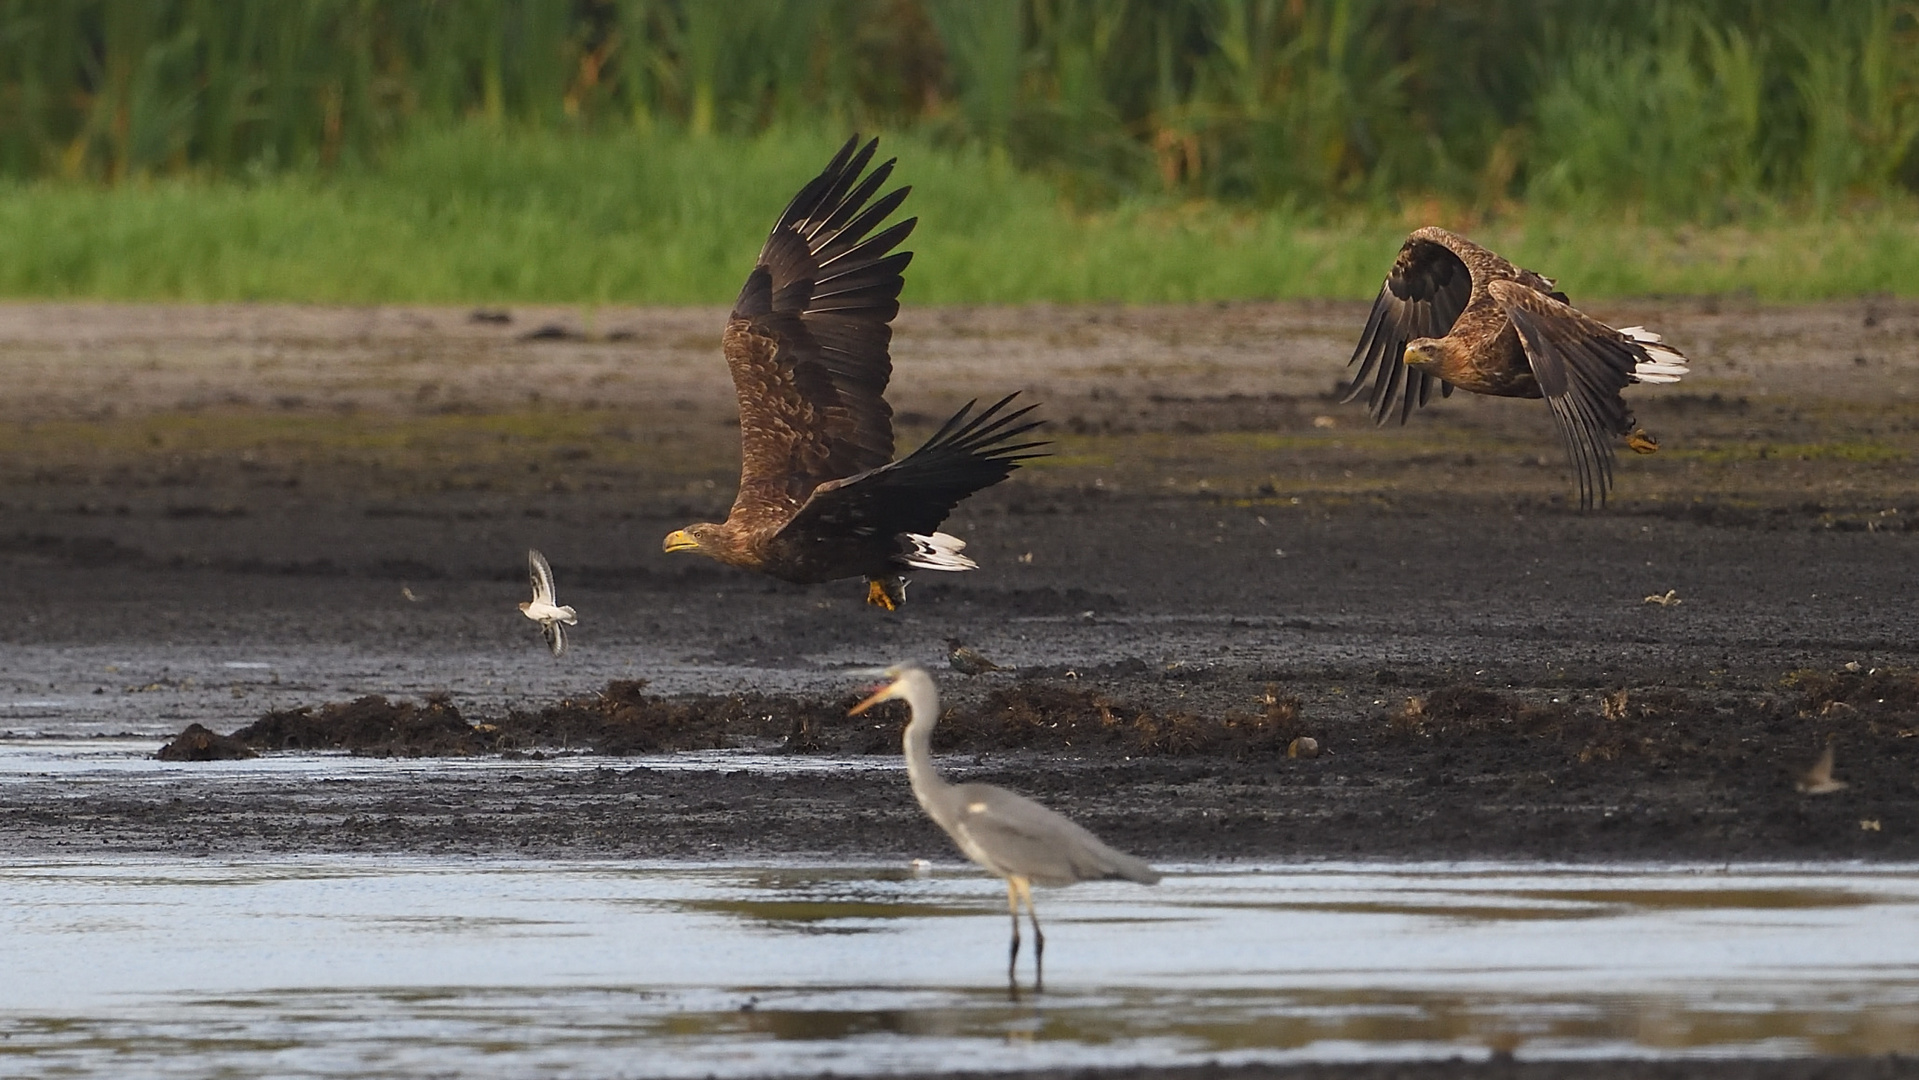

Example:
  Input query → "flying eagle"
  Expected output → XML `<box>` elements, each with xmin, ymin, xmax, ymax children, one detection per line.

<box><xmin>1343</xmin><ymin>227</ymin><xmax>1689</xmax><ymax>508</ymax></box>
<box><xmin>663</xmin><ymin>137</ymin><xmax>1046</xmax><ymax>609</ymax></box>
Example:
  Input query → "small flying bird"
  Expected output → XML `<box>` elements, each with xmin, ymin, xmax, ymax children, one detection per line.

<box><xmin>662</xmin><ymin>137</ymin><xmax>1047</xmax><ymax>610</ymax></box>
<box><xmin>1343</xmin><ymin>227</ymin><xmax>1689</xmax><ymax>508</ymax></box>
<box><xmin>1795</xmin><ymin>740</ymin><xmax>1849</xmax><ymax>795</ymax></box>
<box><xmin>947</xmin><ymin>639</ymin><xmax>1003</xmax><ymax>676</ymax></box>
<box><xmin>519</xmin><ymin>548</ymin><xmax>577</xmax><ymax>657</ymax></box>
<box><xmin>851</xmin><ymin>664</ymin><xmax>1159</xmax><ymax>994</ymax></box>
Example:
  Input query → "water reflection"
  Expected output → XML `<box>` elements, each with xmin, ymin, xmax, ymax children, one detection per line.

<box><xmin>2</xmin><ymin>859</ymin><xmax>1917</xmax><ymax>1078</ymax></box>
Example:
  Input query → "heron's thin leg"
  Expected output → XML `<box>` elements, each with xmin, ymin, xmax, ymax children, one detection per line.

<box><xmin>1005</xmin><ymin>878</ymin><xmax>1022</xmax><ymax>991</ymax></box>
<box><xmin>1018</xmin><ymin>879</ymin><xmax>1045</xmax><ymax>993</ymax></box>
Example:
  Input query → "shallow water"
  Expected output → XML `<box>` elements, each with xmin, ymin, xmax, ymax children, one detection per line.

<box><xmin>0</xmin><ymin>737</ymin><xmax>893</xmax><ymax>781</ymax></box>
<box><xmin>3</xmin><ymin>857</ymin><xmax>1917</xmax><ymax>1078</ymax></box>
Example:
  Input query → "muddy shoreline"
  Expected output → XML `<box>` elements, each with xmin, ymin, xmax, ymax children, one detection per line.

<box><xmin>3</xmin><ymin>299</ymin><xmax>1918</xmax><ymax>867</ymax></box>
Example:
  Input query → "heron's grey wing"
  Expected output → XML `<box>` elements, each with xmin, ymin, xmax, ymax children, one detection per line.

<box><xmin>1342</xmin><ymin>230</ymin><xmax>1475</xmax><ymax>425</ymax></box>
<box><xmin>1489</xmin><ymin>280</ymin><xmax>1650</xmax><ymax>509</ymax></box>
<box><xmin>951</xmin><ymin>783</ymin><xmax>1159</xmax><ymax>886</ymax></box>
<box><xmin>528</xmin><ymin>548</ymin><xmax>557</xmax><ymax>605</ymax></box>
<box><xmin>542</xmin><ymin>619</ymin><xmax>566</xmax><ymax>657</ymax></box>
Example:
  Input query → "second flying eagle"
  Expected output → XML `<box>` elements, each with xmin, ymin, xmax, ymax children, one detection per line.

<box><xmin>663</xmin><ymin>137</ymin><xmax>1046</xmax><ymax>609</ymax></box>
<box><xmin>1343</xmin><ymin>227</ymin><xmax>1689</xmax><ymax>508</ymax></box>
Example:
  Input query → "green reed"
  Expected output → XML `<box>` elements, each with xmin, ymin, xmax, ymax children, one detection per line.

<box><xmin>0</xmin><ymin>0</ymin><xmax>1913</xmax><ymax>217</ymax></box>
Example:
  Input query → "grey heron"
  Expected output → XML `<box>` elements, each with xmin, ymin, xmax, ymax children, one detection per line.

<box><xmin>850</xmin><ymin>664</ymin><xmax>1160</xmax><ymax>992</ymax></box>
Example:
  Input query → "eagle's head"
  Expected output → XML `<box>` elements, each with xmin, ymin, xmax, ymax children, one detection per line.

<box><xmin>662</xmin><ymin>522</ymin><xmax>722</xmax><ymax>556</ymax></box>
<box><xmin>1402</xmin><ymin>339</ymin><xmax>1444</xmax><ymax>371</ymax></box>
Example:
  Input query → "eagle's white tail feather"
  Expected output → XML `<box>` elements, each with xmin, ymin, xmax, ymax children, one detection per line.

<box><xmin>903</xmin><ymin>532</ymin><xmax>977</xmax><ymax>572</ymax></box>
<box><xmin>1619</xmin><ymin>326</ymin><xmax>1689</xmax><ymax>383</ymax></box>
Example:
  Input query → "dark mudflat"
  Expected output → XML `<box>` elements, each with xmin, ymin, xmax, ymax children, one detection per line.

<box><xmin>2</xmin><ymin>299</ymin><xmax>1917</xmax><ymax>866</ymax></box>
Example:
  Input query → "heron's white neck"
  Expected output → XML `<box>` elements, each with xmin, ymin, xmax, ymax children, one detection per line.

<box><xmin>899</xmin><ymin>676</ymin><xmax>951</xmax><ymax>811</ymax></box>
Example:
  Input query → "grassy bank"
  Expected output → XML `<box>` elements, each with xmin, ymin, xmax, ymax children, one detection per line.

<box><xmin>0</xmin><ymin>127</ymin><xmax>1915</xmax><ymax>305</ymax></box>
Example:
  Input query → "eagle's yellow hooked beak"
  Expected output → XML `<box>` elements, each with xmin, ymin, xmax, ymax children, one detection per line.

<box><xmin>1402</xmin><ymin>341</ymin><xmax>1438</xmax><ymax>371</ymax></box>
<box><xmin>662</xmin><ymin>529</ymin><xmax>701</xmax><ymax>554</ymax></box>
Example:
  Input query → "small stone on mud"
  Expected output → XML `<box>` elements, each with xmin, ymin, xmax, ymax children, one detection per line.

<box><xmin>1287</xmin><ymin>736</ymin><xmax>1320</xmax><ymax>759</ymax></box>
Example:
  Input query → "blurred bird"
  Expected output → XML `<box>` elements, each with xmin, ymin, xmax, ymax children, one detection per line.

<box><xmin>1796</xmin><ymin>740</ymin><xmax>1849</xmax><ymax>795</ymax></box>
<box><xmin>660</xmin><ymin>136</ymin><xmax>1046</xmax><ymax>610</ymax></box>
<box><xmin>1343</xmin><ymin>227</ymin><xmax>1689</xmax><ymax>508</ymax></box>
<box><xmin>519</xmin><ymin>548</ymin><xmax>577</xmax><ymax>657</ymax></box>
<box><xmin>851</xmin><ymin>664</ymin><xmax>1159</xmax><ymax>993</ymax></box>
<box><xmin>947</xmin><ymin>639</ymin><xmax>1003</xmax><ymax>676</ymax></box>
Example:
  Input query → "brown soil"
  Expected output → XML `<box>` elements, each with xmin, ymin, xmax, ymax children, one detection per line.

<box><xmin>233</xmin><ymin>693</ymin><xmax>483</xmax><ymax>756</ymax></box>
<box><xmin>155</xmin><ymin>722</ymin><xmax>255</xmax><ymax>761</ymax></box>
<box><xmin>184</xmin><ymin>677</ymin><xmax>1307</xmax><ymax>759</ymax></box>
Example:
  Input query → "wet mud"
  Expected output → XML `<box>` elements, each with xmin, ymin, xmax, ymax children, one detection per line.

<box><xmin>3</xmin><ymin>300</ymin><xmax>1919</xmax><ymax>867</ymax></box>
<box><xmin>96</xmin><ymin>663</ymin><xmax>1915</xmax><ymax>863</ymax></box>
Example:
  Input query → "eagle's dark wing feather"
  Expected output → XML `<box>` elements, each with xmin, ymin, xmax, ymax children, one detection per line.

<box><xmin>1490</xmin><ymin>280</ymin><xmax>1647</xmax><ymax>509</ymax></box>
<box><xmin>724</xmin><ymin>136</ymin><xmax>916</xmax><ymax>533</ymax></box>
<box><xmin>1343</xmin><ymin>230</ymin><xmax>1476</xmax><ymax>425</ymax></box>
<box><xmin>775</xmin><ymin>394</ymin><xmax>1047</xmax><ymax>545</ymax></box>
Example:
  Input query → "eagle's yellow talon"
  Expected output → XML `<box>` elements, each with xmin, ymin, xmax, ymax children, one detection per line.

<box><xmin>865</xmin><ymin>578</ymin><xmax>901</xmax><ymax>611</ymax></box>
<box><xmin>1626</xmin><ymin>428</ymin><xmax>1660</xmax><ymax>454</ymax></box>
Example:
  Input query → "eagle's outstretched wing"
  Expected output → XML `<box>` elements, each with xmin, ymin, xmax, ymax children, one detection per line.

<box><xmin>1491</xmin><ymin>280</ymin><xmax>1686</xmax><ymax>509</ymax></box>
<box><xmin>775</xmin><ymin>394</ymin><xmax>1047</xmax><ymax>547</ymax></box>
<box><xmin>723</xmin><ymin>136</ymin><xmax>916</xmax><ymax>534</ymax></box>
<box><xmin>1342</xmin><ymin>228</ymin><xmax>1479</xmax><ymax>424</ymax></box>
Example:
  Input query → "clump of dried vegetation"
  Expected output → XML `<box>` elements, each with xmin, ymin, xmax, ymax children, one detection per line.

<box><xmin>508</xmin><ymin>681</ymin><xmax>844</xmax><ymax>755</ymax></box>
<box><xmin>1387</xmin><ymin>684</ymin><xmax>1768</xmax><ymax>765</ymax></box>
<box><xmin>156</xmin><ymin>722</ymin><xmax>256</xmax><ymax>761</ymax></box>
<box><xmin>934</xmin><ymin>682</ymin><xmax>1307</xmax><ymax>759</ymax></box>
<box><xmin>166</xmin><ymin>678</ymin><xmax>1316</xmax><ymax>761</ymax></box>
<box><xmin>1385</xmin><ymin>668</ymin><xmax>1919</xmax><ymax>769</ymax></box>
<box><xmin>235</xmin><ymin>693</ymin><xmax>485</xmax><ymax>757</ymax></box>
<box><xmin>1784</xmin><ymin>668</ymin><xmax>1919</xmax><ymax>735</ymax></box>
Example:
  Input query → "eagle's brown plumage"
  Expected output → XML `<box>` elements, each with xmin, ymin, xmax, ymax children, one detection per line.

<box><xmin>664</xmin><ymin>136</ymin><xmax>1047</xmax><ymax>607</ymax></box>
<box><xmin>1343</xmin><ymin>226</ymin><xmax>1689</xmax><ymax>508</ymax></box>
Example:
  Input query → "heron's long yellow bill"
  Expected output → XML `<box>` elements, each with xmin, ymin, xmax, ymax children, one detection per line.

<box><xmin>662</xmin><ymin>529</ymin><xmax>700</xmax><ymax>554</ymax></box>
<box><xmin>848</xmin><ymin>684</ymin><xmax>894</xmax><ymax>716</ymax></box>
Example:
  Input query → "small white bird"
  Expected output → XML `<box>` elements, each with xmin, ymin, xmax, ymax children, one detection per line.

<box><xmin>519</xmin><ymin>548</ymin><xmax>577</xmax><ymax>656</ymax></box>
<box><xmin>1796</xmin><ymin>740</ymin><xmax>1848</xmax><ymax>795</ymax></box>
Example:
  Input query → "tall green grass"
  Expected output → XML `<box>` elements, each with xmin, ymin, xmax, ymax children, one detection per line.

<box><xmin>1</xmin><ymin>125</ymin><xmax>1914</xmax><ymax>304</ymax></box>
<box><xmin>0</xmin><ymin>1</ymin><xmax>1915</xmax><ymax>216</ymax></box>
